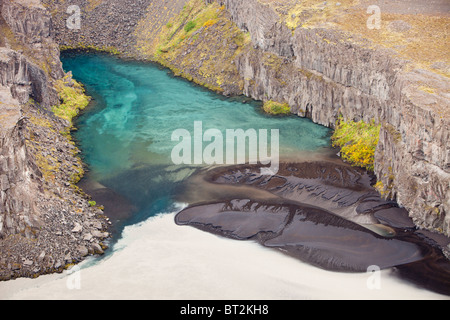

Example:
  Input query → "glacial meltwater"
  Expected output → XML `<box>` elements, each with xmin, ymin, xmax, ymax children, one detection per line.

<box><xmin>0</xmin><ymin>52</ymin><xmax>448</xmax><ymax>300</ymax></box>
<box><xmin>65</xmin><ymin>52</ymin><xmax>333</xmax><ymax>231</ymax></box>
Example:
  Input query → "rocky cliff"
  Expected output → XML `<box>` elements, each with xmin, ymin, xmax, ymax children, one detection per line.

<box><xmin>0</xmin><ymin>0</ymin><xmax>110</xmax><ymax>280</ymax></box>
<box><xmin>1</xmin><ymin>0</ymin><xmax>448</xmax><ymax>282</ymax></box>
<box><xmin>216</xmin><ymin>0</ymin><xmax>450</xmax><ymax>236</ymax></box>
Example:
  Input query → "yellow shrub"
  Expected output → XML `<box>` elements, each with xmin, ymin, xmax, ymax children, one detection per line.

<box><xmin>331</xmin><ymin>117</ymin><xmax>381</xmax><ymax>172</ymax></box>
<box><xmin>203</xmin><ymin>19</ymin><xmax>217</xmax><ymax>28</ymax></box>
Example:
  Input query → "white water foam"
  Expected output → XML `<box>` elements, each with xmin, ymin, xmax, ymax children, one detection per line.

<box><xmin>0</xmin><ymin>208</ymin><xmax>448</xmax><ymax>300</ymax></box>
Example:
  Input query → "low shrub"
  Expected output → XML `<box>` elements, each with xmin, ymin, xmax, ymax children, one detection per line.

<box><xmin>331</xmin><ymin>117</ymin><xmax>381</xmax><ymax>172</ymax></box>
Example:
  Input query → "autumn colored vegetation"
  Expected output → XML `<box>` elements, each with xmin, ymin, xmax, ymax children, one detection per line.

<box><xmin>332</xmin><ymin>117</ymin><xmax>381</xmax><ymax>172</ymax></box>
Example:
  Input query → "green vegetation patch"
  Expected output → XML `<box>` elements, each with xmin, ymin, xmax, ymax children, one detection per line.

<box><xmin>184</xmin><ymin>21</ymin><xmax>197</xmax><ymax>33</ymax></box>
<box><xmin>263</xmin><ymin>101</ymin><xmax>291</xmax><ymax>115</ymax></box>
<box><xmin>52</xmin><ymin>75</ymin><xmax>90</xmax><ymax>125</ymax></box>
<box><xmin>155</xmin><ymin>0</ymin><xmax>223</xmax><ymax>56</ymax></box>
<box><xmin>332</xmin><ymin>117</ymin><xmax>381</xmax><ymax>172</ymax></box>
<box><xmin>135</xmin><ymin>0</ymin><xmax>249</xmax><ymax>94</ymax></box>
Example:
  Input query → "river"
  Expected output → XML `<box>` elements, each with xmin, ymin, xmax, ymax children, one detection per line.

<box><xmin>0</xmin><ymin>52</ymin><xmax>447</xmax><ymax>300</ymax></box>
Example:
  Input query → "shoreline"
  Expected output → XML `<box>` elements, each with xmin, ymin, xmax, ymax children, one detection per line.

<box><xmin>0</xmin><ymin>211</ymin><xmax>447</xmax><ymax>300</ymax></box>
<box><xmin>175</xmin><ymin>161</ymin><xmax>450</xmax><ymax>295</ymax></box>
<box><xmin>1</xmin><ymin>0</ymin><xmax>448</xmax><ymax>301</ymax></box>
<box><xmin>1</xmin><ymin>47</ymin><xmax>448</xmax><ymax>292</ymax></box>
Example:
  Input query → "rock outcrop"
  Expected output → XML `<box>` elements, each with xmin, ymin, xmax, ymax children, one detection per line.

<box><xmin>0</xmin><ymin>0</ymin><xmax>110</xmax><ymax>280</ymax></box>
<box><xmin>41</xmin><ymin>0</ymin><xmax>166</xmax><ymax>56</ymax></box>
<box><xmin>206</xmin><ymin>0</ymin><xmax>450</xmax><ymax>236</ymax></box>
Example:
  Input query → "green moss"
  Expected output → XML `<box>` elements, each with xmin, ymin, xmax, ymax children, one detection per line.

<box><xmin>70</xmin><ymin>170</ymin><xmax>83</xmax><ymax>185</ymax></box>
<box><xmin>375</xmin><ymin>180</ymin><xmax>388</xmax><ymax>197</ymax></box>
<box><xmin>35</xmin><ymin>150</ymin><xmax>60</xmax><ymax>183</ymax></box>
<box><xmin>263</xmin><ymin>53</ymin><xmax>283</xmax><ymax>70</ymax></box>
<box><xmin>332</xmin><ymin>116</ymin><xmax>381</xmax><ymax>172</ymax></box>
<box><xmin>184</xmin><ymin>21</ymin><xmax>197</xmax><ymax>32</ymax></box>
<box><xmin>375</xmin><ymin>166</ymin><xmax>396</xmax><ymax>199</ymax></box>
<box><xmin>156</xmin><ymin>0</ymin><xmax>222</xmax><ymax>55</ymax></box>
<box><xmin>263</xmin><ymin>101</ymin><xmax>291</xmax><ymax>115</ymax></box>
<box><xmin>234</xmin><ymin>32</ymin><xmax>251</xmax><ymax>47</ymax></box>
<box><xmin>52</xmin><ymin>76</ymin><xmax>90</xmax><ymax>125</ymax></box>
<box><xmin>139</xmin><ymin>0</ymin><xmax>246</xmax><ymax>94</ymax></box>
<box><xmin>29</xmin><ymin>116</ymin><xmax>53</xmax><ymax>129</ymax></box>
<box><xmin>88</xmin><ymin>201</ymin><xmax>97</xmax><ymax>207</ymax></box>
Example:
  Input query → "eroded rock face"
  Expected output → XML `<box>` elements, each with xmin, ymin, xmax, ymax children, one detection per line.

<box><xmin>0</xmin><ymin>47</ymin><xmax>56</xmax><ymax>107</ymax></box>
<box><xmin>40</xmin><ymin>0</ymin><xmax>158</xmax><ymax>55</ymax></box>
<box><xmin>40</xmin><ymin>0</ymin><xmax>449</xmax><ymax>236</ymax></box>
<box><xmin>0</xmin><ymin>0</ymin><xmax>110</xmax><ymax>280</ymax></box>
<box><xmin>218</xmin><ymin>0</ymin><xmax>450</xmax><ymax>236</ymax></box>
<box><xmin>2</xmin><ymin>0</ymin><xmax>52</xmax><ymax>42</ymax></box>
<box><xmin>0</xmin><ymin>98</ymin><xmax>112</xmax><ymax>280</ymax></box>
<box><xmin>1</xmin><ymin>0</ymin><xmax>64</xmax><ymax>107</ymax></box>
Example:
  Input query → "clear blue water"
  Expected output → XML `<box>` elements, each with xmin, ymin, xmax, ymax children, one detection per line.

<box><xmin>61</xmin><ymin>52</ymin><xmax>332</xmax><ymax>232</ymax></box>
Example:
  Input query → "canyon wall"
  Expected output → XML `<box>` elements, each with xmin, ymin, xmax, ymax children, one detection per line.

<box><xmin>35</xmin><ymin>0</ymin><xmax>450</xmax><ymax>236</ymax></box>
<box><xmin>211</xmin><ymin>0</ymin><xmax>444</xmax><ymax>238</ymax></box>
<box><xmin>2</xmin><ymin>0</ymin><xmax>449</xmax><ymax>264</ymax></box>
<box><xmin>0</xmin><ymin>0</ymin><xmax>110</xmax><ymax>280</ymax></box>
<box><xmin>216</xmin><ymin>0</ymin><xmax>450</xmax><ymax>236</ymax></box>
<box><xmin>40</xmin><ymin>0</ymin><xmax>184</xmax><ymax>56</ymax></box>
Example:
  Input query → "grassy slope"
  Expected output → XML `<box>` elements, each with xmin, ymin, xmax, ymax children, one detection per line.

<box><xmin>262</xmin><ymin>0</ymin><xmax>449</xmax><ymax>78</ymax></box>
<box><xmin>135</xmin><ymin>0</ymin><xmax>251</xmax><ymax>94</ymax></box>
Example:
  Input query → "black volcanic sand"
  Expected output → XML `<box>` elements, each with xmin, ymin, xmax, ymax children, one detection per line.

<box><xmin>176</xmin><ymin>199</ymin><xmax>423</xmax><ymax>272</ymax></box>
<box><xmin>175</xmin><ymin>162</ymin><xmax>450</xmax><ymax>296</ymax></box>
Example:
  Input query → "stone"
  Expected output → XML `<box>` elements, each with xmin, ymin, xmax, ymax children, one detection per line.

<box><xmin>23</xmin><ymin>260</ymin><xmax>33</xmax><ymax>266</ymax></box>
<box><xmin>64</xmin><ymin>253</ymin><xmax>72</xmax><ymax>263</ymax></box>
<box><xmin>77</xmin><ymin>246</ymin><xmax>89</xmax><ymax>257</ymax></box>
<box><xmin>91</xmin><ymin>221</ymin><xmax>103</xmax><ymax>230</ymax></box>
<box><xmin>38</xmin><ymin>251</ymin><xmax>46</xmax><ymax>262</ymax></box>
<box><xmin>71</xmin><ymin>223</ymin><xmax>83</xmax><ymax>233</ymax></box>
<box><xmin>0</xmin><ymin>175</ymin><xmax>10</xmax><ymax>191</ymax></box>
<box><xmin>83</xmin><ymin>233</ymin><xmax>93</xmax><ymax>241</ymax></box>
<box><xmin>91</xmin><ymin>243</ymin><xmax>104</xmax><ymax>255</ymax></box>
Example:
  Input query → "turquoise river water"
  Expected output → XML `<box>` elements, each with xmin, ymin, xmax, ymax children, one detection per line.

<box><xmin>66</xmin><ymin>52</ymin><xmax>333</xmax><ymax>232</ymax></box>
